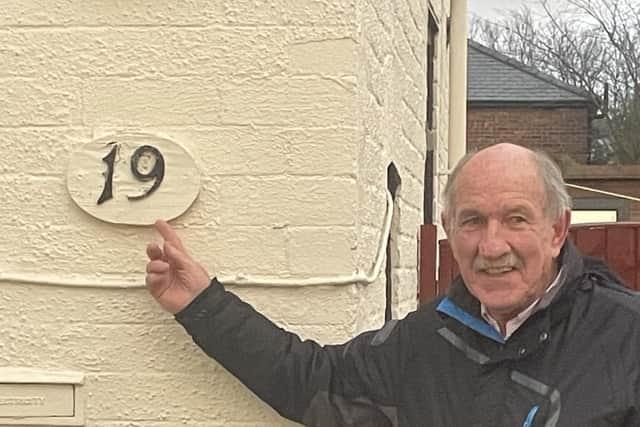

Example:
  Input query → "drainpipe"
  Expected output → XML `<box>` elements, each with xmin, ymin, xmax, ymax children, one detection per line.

<box><xmin>448</xmin><ymin>0</ymin><xmax>467</xmax><ymax>169</ymax></box>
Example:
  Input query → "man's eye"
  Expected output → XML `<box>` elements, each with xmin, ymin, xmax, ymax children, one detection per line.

<box><xmin>509</xmin><ymin>216</ymin><xmax>527</xmax><ymax>224</ymax></box>
<box><xmin>461</xmin><ymin>217</ymin><xmax>480</xmax><ymax>226</ymax></box>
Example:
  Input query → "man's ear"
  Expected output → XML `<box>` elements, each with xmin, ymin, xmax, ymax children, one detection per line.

<box><xmin>551</xmin><ymin>209</ymin><xmax>571</xmax><ymax>257</ymax></box>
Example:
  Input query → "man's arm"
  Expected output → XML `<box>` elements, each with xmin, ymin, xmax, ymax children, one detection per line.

<box><xmin>146</xmin><ymin>220</ymin><xmax>405</xmax><ymax>426</ymax></box>
<box><xmin>176</xmin><ymin>279</ymin><xmax>404</xmax><ymax>425</ymax></box>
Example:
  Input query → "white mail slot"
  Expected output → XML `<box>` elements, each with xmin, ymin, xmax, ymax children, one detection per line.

<box><xmin>0</xmin><ymin>368</ymin><xmax>84</xmax><ymax>426</ymax></box>
<box><xmin>0</xmin><ymin>383</ymin><xmax>74</xmax><ymax>418</ymax></box>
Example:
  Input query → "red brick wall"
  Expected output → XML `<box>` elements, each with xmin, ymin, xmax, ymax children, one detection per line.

<box><xmin>467</xmin><ymin>107</ymin><xmax>591</xmax><ymax>163</ymax></box>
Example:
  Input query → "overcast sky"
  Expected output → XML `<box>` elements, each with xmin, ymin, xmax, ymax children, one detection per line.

<box><xmin>467</xmin><ymin>0</ymin><xmax>537</xmax><ymax>21</ymax></box>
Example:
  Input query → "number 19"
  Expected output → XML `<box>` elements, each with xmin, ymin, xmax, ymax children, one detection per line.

<box><xmin>97</xmin><ymin>143</ymin><xmax>165</xmax><ymax>205</ymax></box>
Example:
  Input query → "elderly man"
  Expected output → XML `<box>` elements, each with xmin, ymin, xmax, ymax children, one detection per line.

<box><xmin>145</xmin><ymin>144</ymin><xmax>640</xmax><ymax>426</ymax></box>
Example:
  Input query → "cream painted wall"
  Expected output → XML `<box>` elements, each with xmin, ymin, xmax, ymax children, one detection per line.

<box><xmin>0</xmin><ymin>1</ymin><xmax>457</xmax><ymax>425</ymax></box>
<box><xmin>355</xmin><ymin>0</ymin><xmax>453</xmax><ymax>323</ymax></box>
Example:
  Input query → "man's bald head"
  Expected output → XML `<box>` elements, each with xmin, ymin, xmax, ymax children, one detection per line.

<box><xmin>442</xmin><ymin>144</ymin><xmax>571</xmax><ymax>228</ymax></box>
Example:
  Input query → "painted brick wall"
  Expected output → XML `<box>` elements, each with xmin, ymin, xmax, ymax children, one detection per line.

<box><xmin>355</xmin><ymin>0</ymin><xmax>451</xmax><ymax>324</ymax></box>
<box><xmin>0</xmin><ymin>1</ymin><xmax>453</xmax><ymax>425</ymax></box>
<box><xmin>467</xmin><ymin>106</ymin><xmax>591</xmax><ymax>163</ymax></box>
<box><xmin>0</xmin><ymin>2</ymin><xmax>357</xmax><ymax>426</ymax></box>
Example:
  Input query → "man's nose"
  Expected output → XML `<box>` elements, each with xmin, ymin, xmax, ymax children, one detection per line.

<box><xmin>478</xmin><ymin>220</ymin><xmax>510</xmax><ymax>259</ymax></box>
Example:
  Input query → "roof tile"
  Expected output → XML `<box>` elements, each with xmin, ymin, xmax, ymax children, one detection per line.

<box><xmin>467</xmin><ymin>40</ymin><xmax>594</xmax><ymax>105</ymax></box>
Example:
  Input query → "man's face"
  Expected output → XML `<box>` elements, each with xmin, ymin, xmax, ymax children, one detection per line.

<box><xmin>445</xmin><ymin>150</ymin><xmax>569</xmax><ymax>321</ymax></box>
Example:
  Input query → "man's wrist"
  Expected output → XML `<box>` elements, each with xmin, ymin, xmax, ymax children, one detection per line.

<box><xmin>175</xmin><ymin>278</ymin><xmax>222</xmax><ymax>320</ymax></box>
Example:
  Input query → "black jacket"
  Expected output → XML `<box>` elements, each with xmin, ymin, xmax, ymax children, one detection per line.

<box><xmin>176</xmin><ymin>242</ymin><xmax>640</xmax><ymax>426</ymax></box>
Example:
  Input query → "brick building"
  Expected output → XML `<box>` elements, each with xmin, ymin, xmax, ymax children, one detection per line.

<box><xmin>466</xmin><ymin>40</ymin><xmax>640</xmax><ymax>222</ymax></box>
<box><xmin>466</xmin><ymin>40</ymin><xmax>595</xmax><ymax>162</ymax></box>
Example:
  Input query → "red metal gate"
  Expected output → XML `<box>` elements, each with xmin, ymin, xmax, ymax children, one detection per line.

<box><xmin>418</xmin><ymin>222</ymin><xmax>640</xmax><ymax>305</ymax></box>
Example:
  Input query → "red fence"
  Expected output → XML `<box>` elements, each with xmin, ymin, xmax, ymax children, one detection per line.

<box><xmin>418</xmin><ymin>222</ymin><xmax>640</xmax><ymax>305</ymax></box>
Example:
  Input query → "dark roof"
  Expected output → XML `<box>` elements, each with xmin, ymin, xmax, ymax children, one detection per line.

<box><xmin>467</xmin><ymin>40</ymin><xmax>595</xmax><ymax>106</ymax></box>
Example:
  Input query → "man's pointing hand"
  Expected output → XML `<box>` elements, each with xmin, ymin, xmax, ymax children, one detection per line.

<box><xmin>145</xmin><ymin>219</ymin><xmax>211</xmax><ymax>314</ymax></box>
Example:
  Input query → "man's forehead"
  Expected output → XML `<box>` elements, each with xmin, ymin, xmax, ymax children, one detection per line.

<box><xmin>456</xmin><ymin>168</ymin><xmax>543</xmax><ymax>196</ymax></box>
<box><xmin>453</xmin><ymin>161</ymin><xmax>546</xmax><ymax>216</ymax></box>
<box><xmin>456</xmin><ymin>201</ymin><xmax>537</xmax><ymax>216</ymax></box>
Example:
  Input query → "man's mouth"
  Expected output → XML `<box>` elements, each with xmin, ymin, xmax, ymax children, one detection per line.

<box><xmin>481</xmin><ymin>266</ymin><xmax>515</xmax><ymax>275</ymax></box>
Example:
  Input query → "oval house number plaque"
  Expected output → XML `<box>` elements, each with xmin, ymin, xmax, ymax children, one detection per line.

<box><xmin>67</xmin><ymin>133</ymin><xmax>200</xmax><ymax>225</ymax></box>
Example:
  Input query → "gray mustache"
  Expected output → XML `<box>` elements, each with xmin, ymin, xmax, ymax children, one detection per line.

<box><xmin>473</xmin><ymin>253</ymin><xmax>523</xmax><ymax>271</ymax></box>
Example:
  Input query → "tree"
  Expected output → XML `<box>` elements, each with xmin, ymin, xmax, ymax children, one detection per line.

<box><xmin>470</xmin><ymin>0</ymin><xmax>640</xmax><ymax>164</ymax></box>
<box><xmin>610</xmin><ymin>93</ymin><xmax>640</xmax><ymax>163</ymax></box>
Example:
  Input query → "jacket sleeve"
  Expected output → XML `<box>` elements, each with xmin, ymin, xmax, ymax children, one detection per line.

<box><xmin>175</xmin><ymin>278</ymin><xmax>407</xmax><ymax>426</ymax></box>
